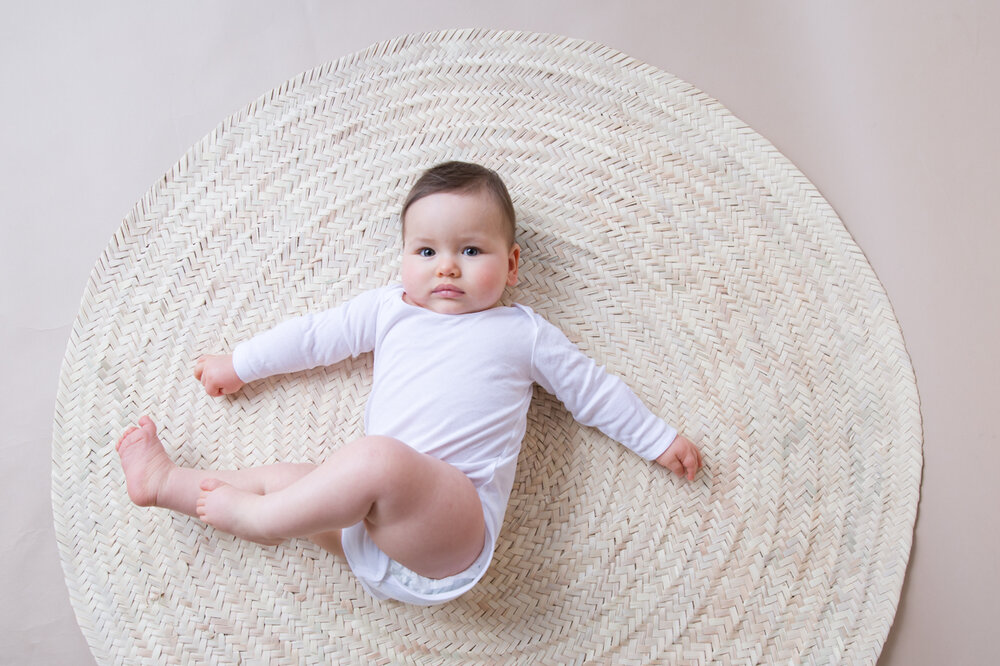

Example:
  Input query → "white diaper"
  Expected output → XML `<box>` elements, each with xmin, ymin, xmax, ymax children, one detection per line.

<box><xmin>387</xmin><ymin>538</ymin><xmax>492</xmax><ymax>594</ymax></box>
<box><xmin>341</xmin><ymin>521</ymin><xmax>494</xmax><ymax>606</ymax></box>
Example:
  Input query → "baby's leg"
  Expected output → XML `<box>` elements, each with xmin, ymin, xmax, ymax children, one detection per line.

<box><xmin>117</xmin><ymin>416</ymin><xmax>344</xmax><ymax>554</ymax></box>
<box><xmin>116</xmin><ymin>416</ymin><xmax>314</xmax><ymax>516</ymax></box>
<box><xmin>197</xmin><ymin>436</ymin><xmax>485</xmax><ymax>579</ymax></box>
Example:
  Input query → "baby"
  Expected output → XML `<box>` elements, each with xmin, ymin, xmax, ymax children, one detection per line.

<box><xmin>116</xmin><ymin>161</ymin><xmax>703</xmax><ymax>606</ymax></box>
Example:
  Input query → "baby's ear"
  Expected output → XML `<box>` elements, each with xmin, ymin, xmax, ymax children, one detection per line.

<box><xmin>507</xmin><ymin>243</ymin><xmax>521</xmax><ymax>286</ymax></box>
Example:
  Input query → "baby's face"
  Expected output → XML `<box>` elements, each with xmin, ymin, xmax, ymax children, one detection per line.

<box><xmin>400</xmin><ymin>190</ymin><xmax>519</xmax><ymax>315</ymax></box>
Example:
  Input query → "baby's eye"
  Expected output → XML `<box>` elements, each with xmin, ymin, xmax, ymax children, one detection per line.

<box><xmin>462</xmin><ymin>247</ymin><xmax>481</xmax><ymax>256</ymax></box>
<box><xmin>418</xmin><ymin>248</ymin><xmax>435</xmax><ymax>258</ymax></box>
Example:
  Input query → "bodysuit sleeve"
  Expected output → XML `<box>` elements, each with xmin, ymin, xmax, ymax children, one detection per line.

<box><xmin>528</xmin><ymin>313</ymin><xmax>677</xmax><ymax>460</ymax></box>
<box><xmin>231</xmin><ymin>287</ymin><xmax>383</xmax><ymax>383</ymax></box>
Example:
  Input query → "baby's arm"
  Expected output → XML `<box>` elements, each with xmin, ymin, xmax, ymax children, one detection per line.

<box><xmin>654</xmin><ymin>434</ymin><xmax>702</xmax><ymax>481</ymax></box>
<box><xmin>194</xmin><ymin>287</ymin><xmax>383</xmax><ymax>398</ymax></box>
<box><xmin>194</xmin><ymin>354</ymin><xmax>244</xmax><ymax>397</ymax></box>
<box><xmin>530</xmin><ymin>312</ymin><xmax>702</xmax><ymax>480</ymax></box>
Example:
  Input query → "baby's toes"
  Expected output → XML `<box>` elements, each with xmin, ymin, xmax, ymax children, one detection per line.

<box><xmin>138</xmin><ymin>415</ymin><xmax>157</xmax><ymax>435</ymax></box>
<box><xmin>116</xmin><ymin>427</ymin><xmax>138</xmax><ymax>451</ymax></box>
<box><xmin>196</xmin><ymin>495</ymin><xmax>207</xmax><ymax>519</ymax></box>
<box><xmin>200</xmin><ymin>478</ymin><xmax>226</xmax><ymax>492</ymax></box>
<box><xmin>124</xmin><ymin>428</ymin><xmax>145</xmax><ymax>448</ymax></box>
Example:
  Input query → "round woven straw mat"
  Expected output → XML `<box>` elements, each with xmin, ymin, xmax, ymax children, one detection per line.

<box><xmin>53</xmin><ymin>29</ymin><xmax>921</xmax><ymax>665</ymax></box>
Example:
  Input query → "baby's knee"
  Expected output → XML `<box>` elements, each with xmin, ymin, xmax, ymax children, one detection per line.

<box><xmin>345</xmin><ymin>436</ymin><xmax>415</xmax><ymax>484</ymax></box>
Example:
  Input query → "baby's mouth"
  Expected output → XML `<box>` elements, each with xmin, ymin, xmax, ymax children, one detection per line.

<box><xmin>433</xmin><ymin>285</ymin><xmax>464</xmax><ymax>297</ymax></box>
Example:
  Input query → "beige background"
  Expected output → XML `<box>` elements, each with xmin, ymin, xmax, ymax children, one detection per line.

<box><xmin>2</xmin><ymin>1</ymin><xmax>996</xmax><ymax>663</ymax></box>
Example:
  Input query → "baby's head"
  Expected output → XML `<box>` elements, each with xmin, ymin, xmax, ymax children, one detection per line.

<box><xmin>401</xmin><ymin>161</ymin><xmax>517</xmax><ymax>246</ymax></box>
<box><xmin>399</xmin><ymin>161</ymin><xmax>520</xmax><ymax>315</ymax></box>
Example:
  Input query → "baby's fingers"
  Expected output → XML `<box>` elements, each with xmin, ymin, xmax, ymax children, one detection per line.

<box><xmin>665</xmin><ymin>457</ymin><xmax>685</xmax><ymax>478</ymax></box>
<box><xmin>682</xmin><ymin>449</ymin><xmax>700</xmax><ymax>480</ymax></box>
<box><xmin>194</xmin><ymin>357</ymin><xmax>205</xmax><ymax>381</ymax></box>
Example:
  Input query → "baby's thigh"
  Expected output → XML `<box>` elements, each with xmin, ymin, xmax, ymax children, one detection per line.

<box><xmin>355</xmin><ymin>436</ymin><xmax>485</xmax><ymax>578</ymax></box>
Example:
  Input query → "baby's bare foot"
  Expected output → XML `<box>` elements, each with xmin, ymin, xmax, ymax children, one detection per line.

<box><xmin>116</xmin><ymin>416</ymin><xmax>175</xmax><ymax>507</ymax></box>
<box><xmin>196</xmin><ymin>479</ymin><xmax>284</xmax><ymax>546</ymax></box>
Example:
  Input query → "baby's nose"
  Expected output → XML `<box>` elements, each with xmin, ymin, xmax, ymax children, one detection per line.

<box><xmin>436</xmin><ymin>255</ymin><xmax>460</xmax><ymax>276</ymax></box>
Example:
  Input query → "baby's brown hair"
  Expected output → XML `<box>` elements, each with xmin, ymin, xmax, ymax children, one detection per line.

<box><xmin>401</xmin><ymin>161</ymin><xmax>517</xmax><ymax>245</ymax></box>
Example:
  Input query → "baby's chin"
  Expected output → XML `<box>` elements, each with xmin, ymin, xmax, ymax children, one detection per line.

<box><xmin>402</xmin><ymin>291</ymin><xmax>500</xmax><ymax>315</ymax></box>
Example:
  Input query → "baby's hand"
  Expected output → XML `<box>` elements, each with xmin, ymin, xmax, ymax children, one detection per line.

<box><xmin>194</xmin><ymin>354</ymin><xmax>244</xmax><ymax>397</ymax></box>
<box><xmin>654</xmin><ymin>434</ymin><xmax>703</xmax><ymax>481</ymax></box>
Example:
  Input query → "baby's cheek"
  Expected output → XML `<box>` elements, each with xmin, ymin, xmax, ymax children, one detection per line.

<box><xmin>399</xmin><ymin>261</ymin><xmax>421</xmax><ymax>290</ymax></box>
<box><xmin>472</xmin><ymin>272</ymin><xmax>501</xmax><ymax>295</ymax></box>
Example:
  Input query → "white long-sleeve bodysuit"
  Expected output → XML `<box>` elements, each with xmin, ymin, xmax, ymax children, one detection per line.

<box><xmin>232</xmin><ymin>284</ymin><xmax>677</xmax><ymax>605</ymax></box>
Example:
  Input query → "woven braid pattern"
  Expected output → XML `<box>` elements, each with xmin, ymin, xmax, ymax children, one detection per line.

<box><xmin>53</xmin><ymin>29</ymin><xmax>921</xmax><ymax>665</ymax></box>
